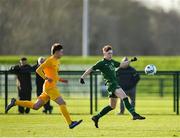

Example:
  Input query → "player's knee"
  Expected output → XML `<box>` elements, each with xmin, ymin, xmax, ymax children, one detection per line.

<box><xmin>110</xmin><ymin>105</ymin><xmax>116</xmax><ymax>110</ymax></box>
<box><xmin>58</xmin><ymin>98</ymin><xmax>66</xmax><ymax>105</ymax></box>
<box><xmin>33</xmin><ymin>106</ymin><xmax>39</xmax><ymax>110</ymax></box>
<box><xmin>111</xmin><ymin>107</ymin><xmax>116</xmax><ymax>110</ymax></box>
<box><xmin>59</xmin><ymin>101</ymin><xmax>66</xmax><ymax>105</ymax></box>
<box><xmin>33</xmin><ymin>104</ymin><xmax>40</xmax><ymax>110</ymax></box>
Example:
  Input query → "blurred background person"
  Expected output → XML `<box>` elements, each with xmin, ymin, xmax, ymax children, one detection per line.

<box><xmin>116</xmin><ymin>57</ymin><xmax>140</xmax><ymax>115</ymax></box>
<box><xmin>32</xmin><ymin>57</ymin><xmax>53</xmax><ymax>114</ymax></box>
<box><xmin>9</xmin><ymin>57</ymin><xmax>32</xmax><ymax>114</ymax></box>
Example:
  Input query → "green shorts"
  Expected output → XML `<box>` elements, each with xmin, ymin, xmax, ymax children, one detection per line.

<box><xmin>106</xmin><ymin>82</ymin><xmax>121</xmax><ymax>98</ymax></box>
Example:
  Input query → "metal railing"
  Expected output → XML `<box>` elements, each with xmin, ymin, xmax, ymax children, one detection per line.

<box><xmin>90</xmin><ymin>71</ymin><xmax>180</xmax><ymax>115</ymax></box>
<box><xmin>0</xmin><ymin>70</ymin><xmax>179</xmax><ymax>115</ymax></box>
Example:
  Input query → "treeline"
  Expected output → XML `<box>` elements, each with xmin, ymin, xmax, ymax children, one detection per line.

<box><xmin>0</xmin><ymin>0</ymin><xmax>180</xmax><ymax>56</ymax></box>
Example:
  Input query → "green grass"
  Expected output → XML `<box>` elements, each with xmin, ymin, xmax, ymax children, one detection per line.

<box><xmin>0</xmin><ymin>55</ymin><xmax>102</xmax><ymax>65</ymax></box>
<box><xmin>0</xmin><ymin>96</ymin><xmax>180</xmax><ymax>137</ymax></box>
<box><xmin>1</xmin><ymin>55</ymin><xmax>180</xmax><ymax>70</ymax></box>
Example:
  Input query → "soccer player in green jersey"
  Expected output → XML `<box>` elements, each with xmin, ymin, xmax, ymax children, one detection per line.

<box><xmin>80</xmin><ymin>45</ymin><xmax>145</xmax><ymax>128</ymax></box>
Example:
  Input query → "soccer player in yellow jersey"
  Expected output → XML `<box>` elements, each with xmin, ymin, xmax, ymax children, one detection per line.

<box><xmin>6</xmin><ymin>43</ymin><xmax>82</xmax><ymax>129</ymax></box>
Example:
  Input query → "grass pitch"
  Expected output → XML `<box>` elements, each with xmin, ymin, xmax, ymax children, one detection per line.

<box><xmin>0</xmin><ymin>97</ymin><xmax>180</xmax><ymax>137</ymax></box>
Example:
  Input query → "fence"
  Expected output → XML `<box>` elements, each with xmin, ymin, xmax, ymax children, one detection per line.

<box><xmin>0</xmin><ymin>70</ymin><xmax>179</xmax><ymax>115</ymax></box>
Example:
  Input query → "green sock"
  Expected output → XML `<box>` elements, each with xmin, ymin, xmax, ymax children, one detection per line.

<box><xmin>97</xmin><ymin>105</ymin><xmax>113</xmax><ymax>119</ymax></box>
<box><xmin>123</xmin><ymin>97</ymin><xmax>136</xmax><ymax>116</ymax></box>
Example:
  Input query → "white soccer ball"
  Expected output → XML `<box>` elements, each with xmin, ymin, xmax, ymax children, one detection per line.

<box><xmin>145</xmin><ymin>64</ymin><xmax>157</xmax><ymax>75</ymax></box>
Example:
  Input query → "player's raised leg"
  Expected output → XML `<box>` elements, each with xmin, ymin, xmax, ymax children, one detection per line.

<box><xmin>6</xmin><ymin>91</ymin><xmax>50</xmax><ymax>113</ymax></box>
<box><xmin>5</xmin><ymin>98</ymin><xmax>45</xmax><ymax>113</ymax></box>
<box><xmin>54</xmin><ymin>96</ymin><xmax>82</xmax><ymax>129</ymax></box>
<box><xmin>115</xmin><ymin>88</ymin><xmax>145</xmax><ymax>120</ymax></box>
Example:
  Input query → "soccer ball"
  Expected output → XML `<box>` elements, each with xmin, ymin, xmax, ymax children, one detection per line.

<box><xmin>145</xmin><ymin>64</ymin><xmax>157</xmax><ymax>75</ymax></box>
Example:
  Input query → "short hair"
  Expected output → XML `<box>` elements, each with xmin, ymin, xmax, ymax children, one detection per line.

<box><xmin>38</xmin><ymin>57</ymin><xmax>45</xmax><ymax>65</ymax></box>
<box><xmin>102</xmin><ymin>45</ymin><xmax>112</xmax><ymax>53</ymax></box>
<box><xmin>20</xmin><ymin>57</ymin><xmax>27</xmax><ymax>61</ymax></box>
<box><xmin>51</xmin><ymin>43</ymin><xmax>63</xmax><ymax>55</ymax></box>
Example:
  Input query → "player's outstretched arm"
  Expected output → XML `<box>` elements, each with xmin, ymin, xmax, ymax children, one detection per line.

<box><xmin>80</xmin><ymin>68</ymin><xmax>93</xmax><ymax>84</ymax></box>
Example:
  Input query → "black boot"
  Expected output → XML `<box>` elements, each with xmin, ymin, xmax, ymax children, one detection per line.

<box><xmin>133</xmin><ymin>113</ymin><xmax>145</xmax><ymax>120</ymax></box>
<box><xmin>48</xmin><ymin>106</ymin><xmax>53</xmax><ymax>114</ymax></box>
<box><xmin>91</xmin><ymin>115</ymin><xmax>99</xmax><ymax>128</ymax></box>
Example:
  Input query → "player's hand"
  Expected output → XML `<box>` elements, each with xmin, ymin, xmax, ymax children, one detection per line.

<box><xmin>130</xmin><ymin>57</ymin><xmax>137</xmax><ymax>62</ymax></box>
<box><xmin>61</xmin><ymin>79</ymin><xmax>68</xmax><ymax>83</ymax></box>
<box><xmin>45</xmin><ymin>77</ymin><xmax>53</xmax><ymax>83</ymax></box>
<box><xmin>59</xmin><ymin>78</ymin><xmax>68</xmax><ymax>83</ymax></box>
<box><xmin>80</xmin><ymin>78</ymin><xmax>85</xmax><ymax>84</ymax></box>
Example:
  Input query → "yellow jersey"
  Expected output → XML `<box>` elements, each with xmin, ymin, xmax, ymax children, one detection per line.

<box><xmin>36</xmin><ymin>56</ymin><xmax>60</xmax><ymax>88</ymax></box>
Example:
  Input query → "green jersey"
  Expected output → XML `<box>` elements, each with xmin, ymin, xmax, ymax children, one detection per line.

<box><xmin>92</xmin><ymin>58</ymin><xmax>121</xmax><ymax>97</ymax></box>
<box><xmin>92</xmin><ymin>58</ymin><xmax>120</xmax><ymax>84</ymax></box>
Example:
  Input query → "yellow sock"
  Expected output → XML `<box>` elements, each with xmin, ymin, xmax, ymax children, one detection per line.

<box><xmin>59</xmin><ymin>105</ymin><xmax>72</xmax><ymax>125</ymax></box>
<box><xmin>15</xmin><ymin>100</ymin><xmax>34</xmax><ymax>109</ymax></box>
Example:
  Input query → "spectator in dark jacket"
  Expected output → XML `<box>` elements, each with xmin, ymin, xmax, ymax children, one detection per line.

<box><xmin>116</xmin><ymin>57</ymin><xmax>140</xmax><ymax>115</ymax></box>
<box><xmin>9</xmin><ymin>57</ymin><xmax>32</xmax><ymax>114</ymax></box>
<box><xmin>32</xmin><ymin>57</ymin><xmax>53</xmax><ymax>114</ymax></box>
